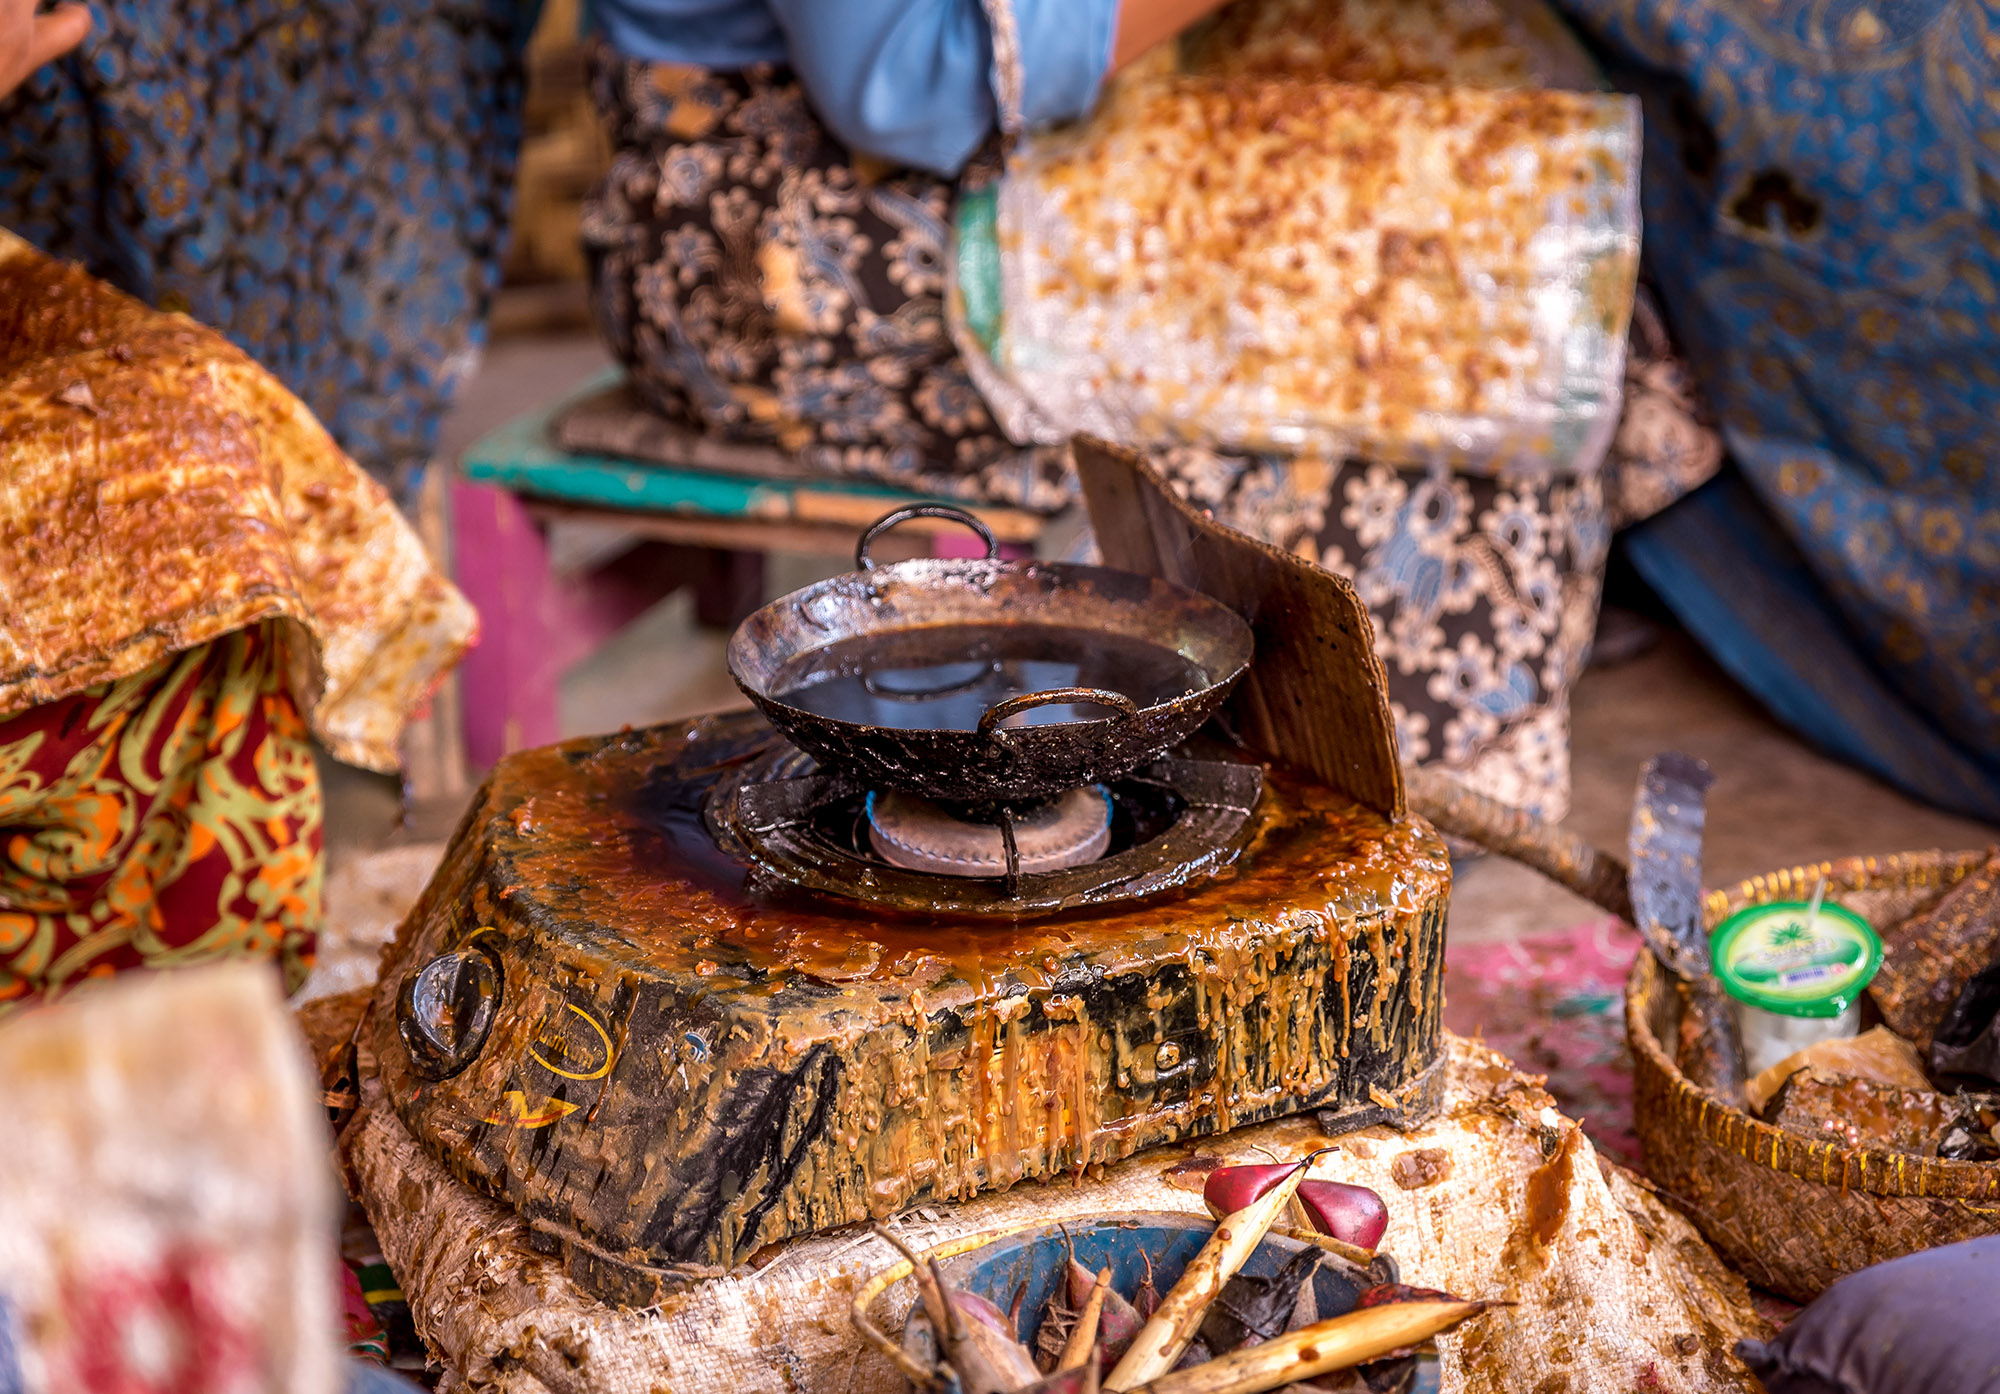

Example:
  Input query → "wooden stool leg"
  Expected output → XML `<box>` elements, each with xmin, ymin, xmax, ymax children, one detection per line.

<box><xmin>451</xmin><ymin>480</ymin><xmax>563</xmax><ymax>770</ymax></box>
<box><xmin>691</xmin><ymin>548</ymin><xmax>766</xmax><ymax>630</ymax></box>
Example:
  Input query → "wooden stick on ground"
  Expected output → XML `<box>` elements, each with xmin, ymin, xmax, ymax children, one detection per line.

<box><xmin>1125</xmin><ymin>1298</ymin><xmax>1493</xmax><ymax>1394</ymax></box>
<box><xmin>1060</xmin><ymin>1267</ymin><xmax>1113</xmax><ymax>1372</ymax></box>
<box><xmin>865</xmin><ymin>1225</ymin><xmax>952</xmax><ymax>1390</ymax></box>
<box><xmin>1106</xmin><ymin>1157</ymin><xmax>1316</xmax><ymax>1389</ymax></box>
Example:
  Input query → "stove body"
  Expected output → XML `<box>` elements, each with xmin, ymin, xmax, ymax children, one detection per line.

<box><xmin>372</xmin><ymin>711</ymin><xmax>1450</xmax><ymax>1305</ymax></box>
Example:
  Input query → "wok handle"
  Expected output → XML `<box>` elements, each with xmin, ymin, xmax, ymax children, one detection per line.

<box><xmin>856</xmin><ymin>504</ymin><xmax>999</xmax><ymax>570</ymax></box>
<box><xmin>978</xmin><ymin>687</ymin><xmax>1139</xmax><ymax>735</ymax></box>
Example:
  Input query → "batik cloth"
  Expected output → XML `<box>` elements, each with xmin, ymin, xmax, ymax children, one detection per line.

<box><xmin>1144</xmin><ymin>292</ymin><xmax>1717</xmax><ymax>821</ymax></box>
<box><xmin>1149</xmin><ymin>451</ymin><xmax>1606</xmax><ymax>819</ymax></box>
<box><xmin>0</xmin><ymin>625</ymin><xmax>320</xmax><ymax>1012</ymax></box>
<box><xmin>582</xmin><ymin>55</ymin><xmax>1074</xmax><ymax>514</ymax></box>
<box><xmin>582</xmin><ymin>44</ymin><xmax>1720</xmax><ymax>819</ymax></box>
<box><xmin>0</xmin><ymin>230</ymin><xmax>477</xmax><ymax>775</ymax></box>
<box><xmin>0</xmin><ymin>0</ymin><xmax>533</xmax><ymax>482</ymax></box>
<box><xmin>1554</xmin><ymin>0</ymin><xmax>2000</xmax><ymax>820</ymax></box>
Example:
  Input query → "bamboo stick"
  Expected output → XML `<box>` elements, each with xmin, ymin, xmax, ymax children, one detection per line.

<box><xmin>1125</xmin><ymin>1299</ymin><xmax>1492</xmax><ymax>1394</ymax></box>
<box><xmin>1105</xmin><ymin>1163</ymin><xmax>1310</xmax><ymax>1389</ymax></box>
<box><xmin>1060</xmin><ymin>1267</ymin><xmax>1113</xmax><ymax>1372</ymax></box>
<box><xmin>872</xmin><ymin>1225</ymin><xmax>1025</xmax><ymax>1394</ymax></box>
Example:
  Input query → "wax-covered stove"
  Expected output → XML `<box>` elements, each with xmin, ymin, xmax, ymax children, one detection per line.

<box><xmin>370</xmin><ymin>445</ymin><xmax>1451</xmax><ymax>1308</ymax></box>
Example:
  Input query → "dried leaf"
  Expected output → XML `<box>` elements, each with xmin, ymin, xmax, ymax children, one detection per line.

<box><xmin>1161</xmin><ymin>1154</ymin><xmax>1229</xmax><ymax>1193</ymax></box>
<box><xmin>1199</xmin><ymin>1247</ymin><xmax>1323</xmax><ymax>1353</ymax></box>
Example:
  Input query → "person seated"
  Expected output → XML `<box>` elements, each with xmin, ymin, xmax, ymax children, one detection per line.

<box><xmin>579</xmin><ymin>0</ymin><xmax>1229</xmax><ymax>518</ymax></box>
<box><xmin>0</xmin><ymin>229</ymin><xmax>474</xmax><ymax>1010</ymax></box>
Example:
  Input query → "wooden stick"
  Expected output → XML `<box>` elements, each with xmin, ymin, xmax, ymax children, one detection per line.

<box><xmin>865</xmin><ymin>1225</ymin><xmax>951</xmax><ymax>1390</ymax></box>
<box><xmin>873</xmin><ymin>1227</ymin><xmax>955</xmax><ymax>1345</ymax></box>
<box><xmin>931</xmin><ymin>1255</ymin><xmax>1033</xmax><ymax>1394</ymax></box>
<box><xmin>1403</xmin><ymin>762</ymin><xmax>1632</xmax><ymax>920</ymax></box>
<box><xmin>870</xmin><ymin>1226</ymin><xmax>1027</xmax><ymax>1393</ymax></box>
<box><xmin>1272</xmin><ymin>1225</ymin><xmax>1376</xmax><ymax>1269</ymax></box>
<box><xmin>1125</xmin><ymin>1299</ymin><xmax>1492</xmax><ymax>1394</ymax></box>
<box><xmin>1060</xmin><ymin>1267</ymin><xmax>1113</xmax><ymax>1372</ymax></box>
<box><xmin>1105</xmin><ymin>1160</ymin><xmax>1311</xmax><ymax>1389</ymax></box>
<box><xmin>930</xmin><ymin>1257</ymin><xmax>973</xmax><ymax>1347</ymax></box>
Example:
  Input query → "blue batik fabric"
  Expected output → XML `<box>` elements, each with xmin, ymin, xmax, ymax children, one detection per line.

<box><xmin>0</xmin><ymin>0</ymin><xmax>536</xmax><ymax>481</ymax></box>
<box><xmin>1555</xmin><ymin>0</ymin><xmax>2000</xmax><ymax>817</ymax></box>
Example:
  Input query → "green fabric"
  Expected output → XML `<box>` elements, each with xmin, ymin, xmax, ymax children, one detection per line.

<box><xmin>954</xmin><ymin>186</ymin><xmax>1004</xmax><ymax>360</ymax></box>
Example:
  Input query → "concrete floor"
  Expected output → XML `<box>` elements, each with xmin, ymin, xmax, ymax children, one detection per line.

<box><xmin>317</xmin><ymin>331</ymin><xmax>1999</xmax><ymax>971</ymax></box>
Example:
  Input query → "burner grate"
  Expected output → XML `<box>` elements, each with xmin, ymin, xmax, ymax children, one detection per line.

<box><xmin>868</xmin><ymin>785</ymin><xmax>1114</xmax><ymax>880</ymax></box>
<box><xmin>709</xmin><ymin>750</ymin><xmax>1263</xmax><ymax>916</ymax></box>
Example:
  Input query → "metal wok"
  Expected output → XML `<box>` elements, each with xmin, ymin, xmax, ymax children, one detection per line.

<box><xmin>726</xmin><ymin>505</ymin><xmax>1254</xmax><ymax>804</ymax></box>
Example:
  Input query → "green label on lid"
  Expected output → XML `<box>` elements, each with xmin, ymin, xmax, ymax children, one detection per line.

<box><xmin>1712</xmin><ymin>900</ymin><xmax>1882</xmax><ymax>1019</ymax></box>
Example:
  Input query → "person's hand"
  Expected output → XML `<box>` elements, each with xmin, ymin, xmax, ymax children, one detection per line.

<box><xmin>1</xmin><ymin>1</ymin><xmax>89</xmax><ymax>101</ymax></box>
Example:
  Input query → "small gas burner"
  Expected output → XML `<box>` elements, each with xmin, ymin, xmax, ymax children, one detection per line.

<box><xmin>708</xmin><ymin>739</ymin><xmax>1264</xmax><ymax>915</ymax></box>
<box><xmin>868</xmin><ymin>787</ymin><xmax>1112</xmax><ymax>877</ymax></box>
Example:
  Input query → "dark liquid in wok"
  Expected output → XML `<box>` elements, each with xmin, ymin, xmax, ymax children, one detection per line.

<box><xmin>771</xmin><ymin>623</ymin><xmax>1206</xmax><ymax>731</ymax></box>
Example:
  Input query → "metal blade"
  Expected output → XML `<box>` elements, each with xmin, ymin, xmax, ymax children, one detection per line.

<box><xmin>1627</xmin><ymin>751</ymin><xmax>1716</xmax><ymax>978</ymax></box>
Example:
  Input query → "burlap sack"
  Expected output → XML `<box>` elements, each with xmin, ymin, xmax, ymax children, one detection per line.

<box><xmin>0</xmin><ymin>964</ymin><xmax>339</xmax><ymax>1394</ymax></box>
<box><xmin>344</xmin><ymin>1034</ymin><xmax>1764</xmax><ymax>1393</ymax></box>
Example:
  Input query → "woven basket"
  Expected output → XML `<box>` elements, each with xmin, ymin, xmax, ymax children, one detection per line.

<box><xmin>1626</xmin><ymin>848</ymin><xmax>2000</xmax><ymax>1302</ymax></box>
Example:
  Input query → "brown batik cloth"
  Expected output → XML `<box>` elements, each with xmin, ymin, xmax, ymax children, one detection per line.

<box><xmin>581</xmin><ymin>54</ymin><xmax>1072</xmax><ymax>514</ymax></box>
<box><xmin>1603</xmin><ymin>287</ymin><xmax>1725</xmax><ymax>530</ymax></box>
<box><xmin>581</xmin><ymin>53</ymin><xmax>1720</xmax><ymax>819</ymax></box>
<box><xmin>1149</xmin><ymin>450</ymin><xmax>1605</xmax><ymax>821</ymax></box>
<box><xmin>1149</xmin><ymin>293</ymin><xmax>1720</xmax><ymax>822</ymax></box>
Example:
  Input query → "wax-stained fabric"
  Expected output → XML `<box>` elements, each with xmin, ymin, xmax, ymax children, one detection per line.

<box><xmin>0</xmin><ymin>229</ymin><xmax>476</xmax><ymax>774</ymax></box>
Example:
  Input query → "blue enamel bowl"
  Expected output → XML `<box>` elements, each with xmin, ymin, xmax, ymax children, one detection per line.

<box><xmin>900</xmin><ymin>1211</ymin><xmax>1438</xmax><ymax>1392</ymax></box>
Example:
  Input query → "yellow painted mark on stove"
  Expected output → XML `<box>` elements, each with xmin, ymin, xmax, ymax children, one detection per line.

<box><xmin>483</xmin><ymin>1091</ymin><xmax>581</xmax><ymax>1128</ymax></box>
<box><xmin>530</xmin><ymin>1002</ymin><xmax>616</xmax><ymax>1081</ymax></box>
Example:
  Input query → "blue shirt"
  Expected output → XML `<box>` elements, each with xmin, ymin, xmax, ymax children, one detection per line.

<box><xmin>587</xmin><ymin>0</ymin><xmax>1119</xmax><ymax>176</ymax></box>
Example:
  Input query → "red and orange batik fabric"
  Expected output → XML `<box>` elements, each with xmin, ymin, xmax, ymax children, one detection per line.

<box><xmin>0</xmin><ymin>623</ymin><xmax>321</xmax><ymax>1011</ymax></box>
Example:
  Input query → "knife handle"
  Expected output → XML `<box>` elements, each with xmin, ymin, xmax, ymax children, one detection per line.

<box><xmin>1674</xmin><ymin>975</ymin><xmax>1748</xmax><ymax>1107</ymax></box>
